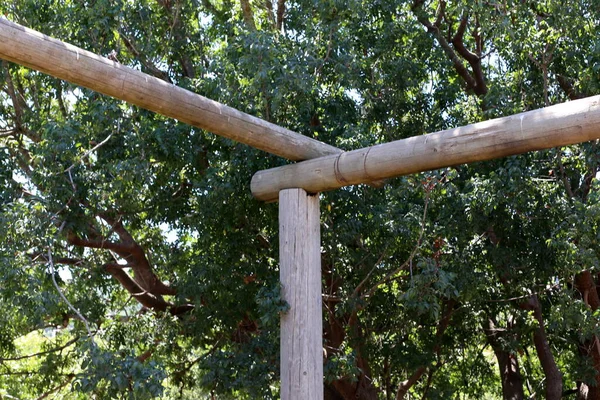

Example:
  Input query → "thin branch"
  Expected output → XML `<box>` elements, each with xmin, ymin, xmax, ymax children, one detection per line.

<box><xmin>173</xmin><ymin>338</ymin><xmax>223</xmax><ymax>378</ymax></box>
<box><xmin>36</xmin><ymin>374</ymin><xmax>75</xmax><ymax>400</ymax></box>
<box><xmin>48</xmin><ymin>222</ymin><xmax>95</xmax><ymax>345</ymax></box>
<box><xmin>30</xmin><ymin>252</ymin><xmax>84</xmax><ymax>266</ymax></box>
<box><xmin>419</xmin><ymin>367</ymin><xmax>435</xmax><ymax>400</ymax></box>
<box><xmin>396</xmin><ymin>299</ymin><xmax>455</xmax><ymax>399</ymax></box>
<box><xmin>55</xmin><ymin>83</ymin><xmax>69</xmax><ymax>119</ymax></box>
<box><xmin>434</xmin><ymin>0</ymin><xmax>445</xmax><ymax>27</ymax></box>
<box><xmin>2</xmin><ymin>61</ymin><xmax>27</xmax><ymax>130</ymax></box>
<box><xmin>315</xmin><ymin>26</ymin><xmax>335</xmax><ymax>77</ymax></box>
<box><xmin>351</xmin><ymin>248</ymin><xmax>389</xmax><ymax>299</ymax></box>
<box><xmin>64</xmin><ymin>130</ymin><xmax>114</xmax><ymax>173</ymax></box>
<box><xmin>396</xmin><ymin>367</ymin><xmax>427</xmax><ymax>400</ymax></box>
<box><xmin>486</xmin><ymin>282</ymin><xmax>560</xmax><ymax>303</ymax></box>
<box><xmin>137</xmin><ymin>339</ymin><xmax>161</xmax><ymax>362</ymax></box>
<box><xmin>120</xmin><ymin>33</ymin><xmax>172</xmax><ymax>83</ymax></box>
<box><xmin>0</xmin><ymin>336</ymin><xmax>80</xmax><ymax>362</ymax></box>
<box><xmin>0</xmin><ymin>129</ymin><xmax>15</xmax><ymax>138</ymax></box>
<box><xmin>363</xmin><ymin>191</ymin><xmax>430</xmax><ymax>299</ymax></box>
<box><xmin>322</xmin><ymin>294</ymin><xmax>342</xmax><ymax>302</ymax></box>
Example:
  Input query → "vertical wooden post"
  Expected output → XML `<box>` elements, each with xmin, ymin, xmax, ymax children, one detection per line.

<box><xmin>279</xmin><ymin>188</ymin><xmax>323</xmax><ymax>400</ymax></box>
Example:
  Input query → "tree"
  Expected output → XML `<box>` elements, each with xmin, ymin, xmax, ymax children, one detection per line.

<box><xmin>0</xmin><ymin>0</ymin><xmax>599</xmax><ymax>399</ymax></box>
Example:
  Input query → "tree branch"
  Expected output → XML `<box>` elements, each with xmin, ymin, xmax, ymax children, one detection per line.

<box><xmin>2</xmin><ymin>61</ymin><xmax>26</xmax><ymax>133</ymax></box>
<box><xmin>120</xmin><ymin>32</ymin><xmax>172</xmax><ymax>83</ymax></box>
<box><xmin>64</xmin><ymin>130</ymin><xmax>115</xmax><ymax>173</ymax></box>
<box><xmin>99</xmin><ymin>214</ymin><xmax>176</xmax><ymax>296</ymax></box>
<box><xmin>521</xmin><ymin>295</ymin><xmax>563</xmax><ymax>399</ymax></box>
<box><xmin>276</xmin><ymin>0</ymin><xmax>285</xmax><ymax>31</ymax></box>
<box><xmin>450</xmin><ymin>14</ymin><xmax>487</xmax><ymax>95</ymax></box>
<box><xmin>48</xmin><ymin>247</ymin><xmax>95</xmax><ymax>343</ymax></box>
<box><xmin>556</xmin><ymin>75</ymin><xmax>585</xmax><ymax>100</ymax></box>
<box><xmin>412</xmin><ymin>3</ymin><xmax>487</xmax><ymax>96</ymax></box>
<box><xmin>263</xmin><ymin>0</ymin><xmax>276</xmax><ymax>30</ymax></box>
<box><xmin>556</xmin><ymin>149</ymin><xmax>575</xmax><ymax>199</ymax></box>
<box><xmin>363</xmin><ymin>190</ymin><xmax>430</xmax><ymax>299</ymax></box>
<box><xmin>155</xmin><ymin>0</ymin><xmax>196</xmax><ymax>78</ymax></box>
<box><xmin>396</xmin><ymin>367</ymin><xmax>426</xmax><ymax>400</ymax></box>
<box><xmin>103</xmin><ymin>263</ymin><xmax>171</xmax><ymax>312</ymax></box>
<box><xmin>0</xmin><ymin>336</ymin><xmax>80</xmax><ymax>362</ymax></box>
<box><xmin>67</xmin><ymin>231</ymin><xmax>135</xmax><ymax>254</ymax></box>
<box><xmin>36</xmin><ymin>374</ymin><xmax>75</xmax><ymax>400</ymax></box>
<box><xmin>0</xmin><ymin>129</ymin><xmax>15</xmax><ymax>138</ymax></box>
<box><xmin>395</xmin><ymin>299</ymin><xmax>456</xmax><ymax>399</ymax></box>
<box><xmin>240</xmin><ymin>0</ymin><xmax>257</xmax><ymax>30</ymax></box>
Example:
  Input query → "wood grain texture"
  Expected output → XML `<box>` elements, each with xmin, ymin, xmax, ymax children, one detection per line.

<box><xmin>279</xmin><ymin>189</ymin><xmax>323</xmax><ymax>400</ymax></box>
<box><xmin>0</xmin><ymin>18</ymin><xmax>341</xmax><ymax>161</ymax></box>
<box><xmin>253</xmin><ymin>95</ymin><xmax>600</xmax><ymax>201</ymax></box>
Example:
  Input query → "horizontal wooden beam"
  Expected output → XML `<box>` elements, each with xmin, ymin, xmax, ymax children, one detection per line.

<box><xmin>0</xmin><ymin>18</ymin><xmax>341</xmax><ymax>161</ymax></box>
<box><xmin>252</xmin><ymin>95</ymin><xmax>600</xmax><ymax>202</ymax></box>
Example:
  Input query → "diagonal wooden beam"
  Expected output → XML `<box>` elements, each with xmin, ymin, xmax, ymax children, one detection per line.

<box><xmin>252</xmin><ymin>95</ymin><xmax>600</xmax><ymax>202</ymax></box>
<box><xmin>0</xmin><ymin>18</ymin><xmax>341</xmax><ymax>161</ymax></box>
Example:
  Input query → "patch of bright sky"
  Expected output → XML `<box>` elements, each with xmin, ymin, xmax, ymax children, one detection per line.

<box><xmin>345</xmin><ymin>88</ymin><xmax>363</xmax><ymax>105</ymax></box>
<box><xmin>199</xmin><ymin>11</ymin><xmax>213</xmax><ymax>28</ymax></box>
<box><xmin>160</xmin><ymin>222</ymin><xmax>180</xmax><ymax>244</ymax></box>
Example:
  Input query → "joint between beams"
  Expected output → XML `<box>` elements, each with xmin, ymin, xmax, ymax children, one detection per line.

<box><xmin>333</xmin><ymin>153</ymin><xmax>348</xmax><ymax>185</ymax></box>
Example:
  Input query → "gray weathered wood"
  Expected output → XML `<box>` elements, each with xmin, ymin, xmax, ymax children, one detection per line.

<box><xmin>279</xmin><ymin>189</ymin><xmax>323</xmax><ymax>400</ymax></box>
<box><xmin>252</xmin><ymin>95</ymin><xmax>600</xmax><ymax>201</ymax></box>
<box><xmin>0</xmin><ymin>18</ymin><xmax>341</xmax><ymax>161</ymax></box>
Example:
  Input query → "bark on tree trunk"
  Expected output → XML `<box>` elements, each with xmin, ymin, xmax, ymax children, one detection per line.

<box><xmin>575</xmin><ymin>271</ymin><xmax>600</xmax><ymax>400</ymax></box>
<box><xmin>484</xmin><ymin>318</ymin><xmax>525</xmax><ymax>400</ymax></box>
<box><xmin>395</xmin><ymin>299</ymin><xmax>456</xmax><ymax>399</ymax></box>
<box><xmin>322</xmin><ymin>256</ymin><xmax>378</xmax><ymax>400</ymax></box>
<box><xmin>521</xmin><ymin>295</ymin><xmax>562</xmax><ymax>400</ymax></box>
<box><xmin>395</xmin><ymin>367</ymin><xmax>426</xmax><ymax>400</ymax></box>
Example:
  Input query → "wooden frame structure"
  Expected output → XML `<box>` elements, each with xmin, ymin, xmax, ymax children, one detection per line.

<box><xmin>2</xmin><ymin>17</ymin><xmax>600</xmax><ymax>400</ymax></box>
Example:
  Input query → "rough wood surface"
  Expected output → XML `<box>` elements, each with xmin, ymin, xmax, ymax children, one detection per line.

<box><xmin>0</xmin><ymin>18</ymin><xmax>341</xmax><ymax>161</ymax></box>
<box><xmin>253</xmin><ymin>95</ymin><xmax>600</xmax><ymax>201</ymax></box>
<box><xmin>279</xmin><ymin>189</ymin><xmax>323</xmax><ymax>400</ymax></box>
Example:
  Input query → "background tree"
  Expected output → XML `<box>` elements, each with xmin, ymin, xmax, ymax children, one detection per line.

<box><xmin>0</xmin><ymin>0</ymin><xmax>599</xmax><ymax>399</ymax></box>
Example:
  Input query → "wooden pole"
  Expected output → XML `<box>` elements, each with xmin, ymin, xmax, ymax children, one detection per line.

<box><xmin>0</xmin><ymin>18</ymin><xmax>341</xmax><ymax>161</ymax></box>
<box><xmin>252</xmin><ymin>95</ymin><xmax>600</xmax><ymax>201</ymax></box>
<box><xmin>279</xmin><ymin>188</ymin><xmax>323</xmax><ymax>400</ymax></box>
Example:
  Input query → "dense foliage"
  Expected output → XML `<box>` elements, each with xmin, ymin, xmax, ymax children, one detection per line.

<box><xmin>1</xmin><ymin>0</ymin><xmax>600</xmax><ymax>398</ymax></box>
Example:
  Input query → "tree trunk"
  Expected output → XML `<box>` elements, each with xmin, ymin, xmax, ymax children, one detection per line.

<box><xmin>575</xmin><ymin>271</ymin><xmax>600</xmax><ymax>400</ymax></box>
<box><xmin>395</xmin><ymin>299</ymin><xmax>456</xmax><ymax>399</ymax></box>
<box><xmin>521</xmin><ymin>295</ymin><xmax>562</xmax><ymax>400</ymax></box>
<box><xmin>395</xmin><ymin>367</ymin><xmax>426</xmax><ymax>400</ymax></box>
<box><xmin>485</xmin><ymin>318</ymin><xmax>525</xmax><ymax>400</ymax></box>
<box><xmin>327</xmin><ymin>313</ymin><xmax>378</xmax><ymax>400</ymax></box>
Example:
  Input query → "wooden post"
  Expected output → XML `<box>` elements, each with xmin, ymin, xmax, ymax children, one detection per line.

<box><xmin>279</xmin><ymin>188</ymin><xmax>323</xmax><ymax>400</ymax></box>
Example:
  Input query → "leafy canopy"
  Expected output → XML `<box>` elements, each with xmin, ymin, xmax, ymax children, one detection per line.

<box><xmin>1</xmin><ymin>0</ymin><xmax>600</xmax><ymax>399</ymax></box>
